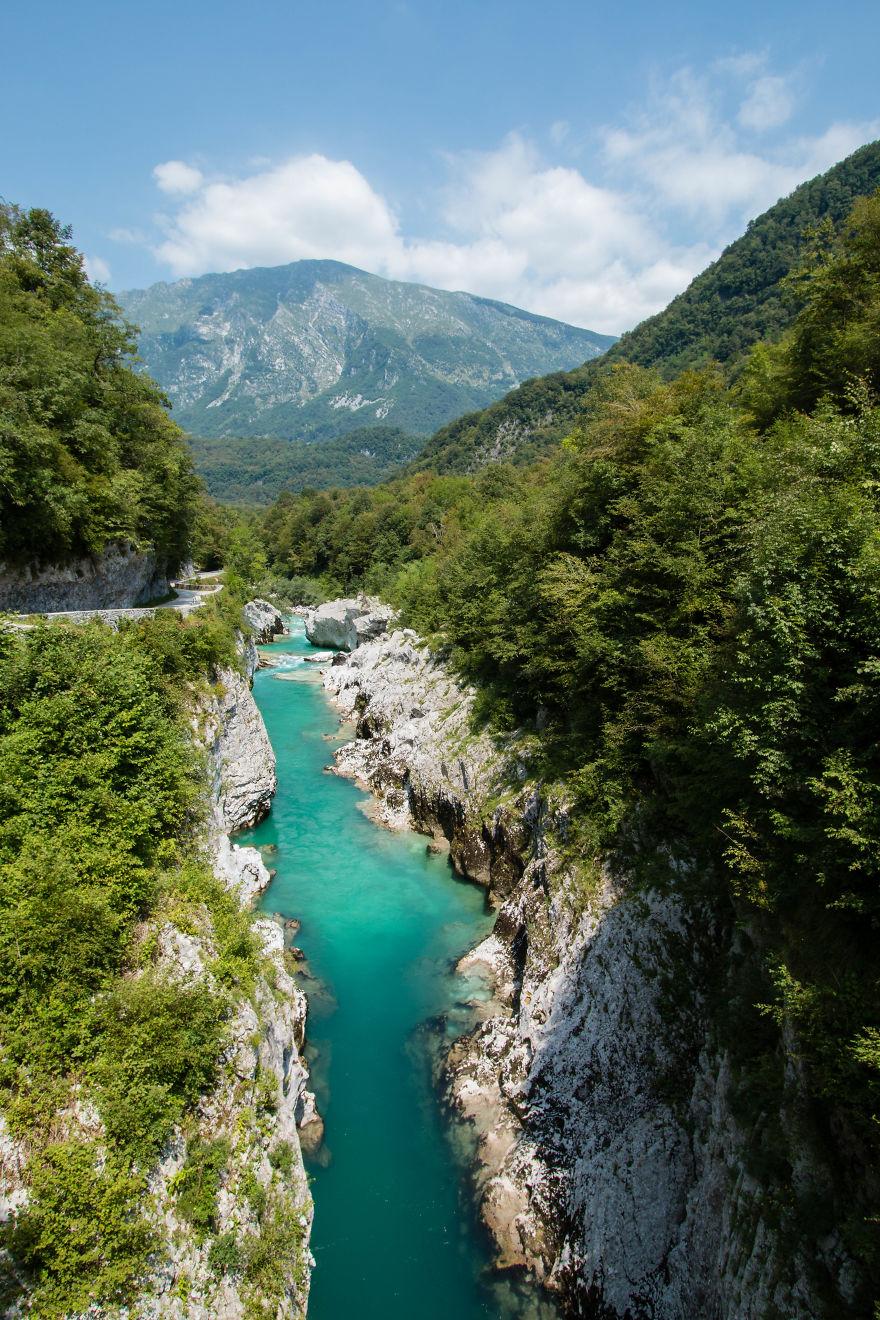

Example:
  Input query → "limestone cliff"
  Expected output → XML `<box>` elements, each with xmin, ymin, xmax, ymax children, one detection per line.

<box><xmin>0</xmin><ymin>542</ymin><xmax>168</xmax><ymax>613</ymax></box>
<box><xmin>320</xmin><ymin>620</ymin><xmax>863</xmax><ymax>1320</ymax></box>
<box><xmin>244</xmin><ymin>599</ymin><xmax>285</xmax><ymax>646</ymax></box>
<box><xmin>304</xmin><ymin>596</ymin><xmax>396</xmax><ymax>652</ymax></box>
<box><xmin>198</xmin><ymin>638</ymin><xmax>278</xmax><ymax>833</ymax></box>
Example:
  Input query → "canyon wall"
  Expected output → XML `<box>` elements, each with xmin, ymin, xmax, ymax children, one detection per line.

<box><xmin>320</xmin><ymin>622</ymin><xmax>862</xmax><ymax>1320</ymax></box>
<box><xmin>0</xmin><ymin>618</ymin><xmax>316</xmax><ymax>1319</ymax></box>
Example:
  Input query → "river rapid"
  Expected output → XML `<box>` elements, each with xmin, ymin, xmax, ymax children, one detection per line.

<box><xmin>239</xmin><ymin>620</ymin><xmax>559</xmax><ymax>1320</ymax></box>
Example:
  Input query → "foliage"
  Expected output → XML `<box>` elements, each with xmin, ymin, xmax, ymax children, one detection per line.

<box><xmin>208</xmin><ymin>1230</ymin><xmax>244</xmax><ymax>1277</ymax></box>
<box><xmin>93</xmin><ymin>974</ymin><xmax>225</xmax><ymax>1163</ymax></box>
<box><xmin>187</xmin><ymin>425</ymin><xmax>423</xmax><ymax>505</ymax></box>
<box><xmin>0</xmin><ymin>204</ymin><xmax>200</xmax><ymax>570</ymax></box>
<box><xmin>2</xmin><ymin>1140</ymin><xmax>153</xmax><ymax>1317</ymax></box>
<box><xmin>172</xmin><ymin>1136</ymin><xmax>231</xmax><ymax>1237</ymax></box>
<box><xmin>741</xmin><ymin>190</ymin><xmax>880</xmax><ymax>423</ymax></box>
<box><xmin>0</xmin><ymin>593</ymin><xmax>267</xmax><ymax>1307</ymax></box>
<box><xmin>241</xmin><ymin>1193</ymin><xmax>307</xmax><ymax>1315</ymax></box>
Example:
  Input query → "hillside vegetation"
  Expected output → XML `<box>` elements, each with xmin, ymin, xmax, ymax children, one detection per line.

<box><xmin>0</xmin><ymin>205</ymin><xmax>199</xmax><ymax>571</ymax></box>
<box><xmin>0</xmin><ymin>596</ymin><xmax>264</xmax><ymax>1315</ymax></box>
<box><xmin>252</xmin><ymin>188</ymin><xmax>880</xmax><ymax>1306</ymax></box>
<box><xmin>411</xmin><ymin>139</ymin><xmax>880</xmax><ymax>475</ymax></box>
<box><xmin>186</xmin><ymin>424</ymin><xmax>421</xmax><ymax>505</ymax></box>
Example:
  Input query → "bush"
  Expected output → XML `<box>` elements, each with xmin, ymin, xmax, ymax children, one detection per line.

<box><xmin>173</xmin><ymin>1137</ymin><xmax>231</xmax><ymax>1237</ymax></box>
<box><xmin>93</xmin><ymin>973</ymin><xmax>226</xmax><ymax>1162</ymax></box>
<box><xmin>3</xmin><ymin>1140</ymin><xmax>153</xmax><ymax>1317</ymax></box>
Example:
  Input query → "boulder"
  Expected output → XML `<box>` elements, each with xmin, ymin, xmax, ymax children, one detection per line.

<box><xmin>244</xmin><ymin>597</ymin><xmax>284</xmax><ymax>644</ymax></box>
<box><xmin>305</xmin><ymin>597</ymin><xmax>396</xmax><ymax>651</ymax></box>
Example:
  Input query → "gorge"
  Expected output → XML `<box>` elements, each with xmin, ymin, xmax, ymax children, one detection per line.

<box><xmin>241</xmin><ymin>618</ymin><xmax>559</xmax><ymax>1319</ymax></box>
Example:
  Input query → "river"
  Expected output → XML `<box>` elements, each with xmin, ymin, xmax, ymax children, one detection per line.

<box><xmin>238</xmin><ymin>620</ymin><xmax>559</xmax><ymax>1320</ymax></box>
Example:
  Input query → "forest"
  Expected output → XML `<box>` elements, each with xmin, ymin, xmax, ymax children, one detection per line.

<box><xmin>0</xmin><ymin>204</ymin><xmax>198</xmax><ymax>572</ymax></box>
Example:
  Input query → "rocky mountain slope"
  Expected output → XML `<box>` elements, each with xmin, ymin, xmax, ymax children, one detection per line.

<box><xmin>411</xmin><ymin>138</ymin><xmax>880</xmax><ymax>475</ymax></box>
<box><xmin>312</xmin><ymin>606</ymin><xmax>867</xmax><ymax>1319</ymax></box>
<box><xmin>119</xmin><ymin>261</ymin><xmax>614</xmax><ymax>446</ymax></box>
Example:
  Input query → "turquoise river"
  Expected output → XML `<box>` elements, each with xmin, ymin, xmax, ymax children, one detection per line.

<box><xmin>239</xmin><ymin>620</ymin><xmax>559</xmax><ymax>1320</ymax></box>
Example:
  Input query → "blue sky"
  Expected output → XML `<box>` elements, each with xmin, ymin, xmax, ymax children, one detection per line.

<box><xmin>3</xmin><ymin>0</ymin><xmax>878</xmax><ymax>332</ymax></box>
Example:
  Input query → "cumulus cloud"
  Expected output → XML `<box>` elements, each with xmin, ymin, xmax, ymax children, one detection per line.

<box><xmin>153</xmin><ymin>160</ymin><xmax>204</xmax><ymax>195</ymax></box>
<box><xmin>142</xmin><ymin>61</ymin><xmax>879</xmax><ymax>334</ymax></box>
<box><xmin>153</xmin><ymin>155</ymin><xmax>399</xmax><ymax>276</ymax></box>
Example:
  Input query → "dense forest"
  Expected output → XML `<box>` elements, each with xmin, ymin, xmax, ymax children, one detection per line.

<box><xmin>410</xmin><ymin>139</ymin><xmax>880</xmax><ymax>475</ymax></box>
<box><xmin>250</xmin><ymin>187</ymin><xmax>880</xmax><ymax>1300</ymax></box>
<box><xmin>0</xmin><ymin>204</ymin><xmax>199</xmax><ymax>571</ymax></box>
<box><xmin>186</xmin><ymin>424</ymin><xmax>422</xmax><ymax>506</ymax></box>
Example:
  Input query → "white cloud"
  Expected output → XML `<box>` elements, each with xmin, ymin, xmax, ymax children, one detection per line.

<box><xmin>153</xmin><ymin>160</ymin><xmax>204</xmax><ymax>195</ymax></box>
<box><xmin>84</xmin><ymin>254</ymin><xmax>110</xmax><ymax>284</ymax></box>
<box><xmin>153</xmin><ymin>155</ymin><xmax>399</xmax><ymax>276</ymax></box>
<box><xmin>143</xmin><ymin>61</ymin><xmax>880</xmax><ymax>335</ymax></box>
<box><xmin>739</xmin><ymin>75</ymin><xmax>795</xmax><ymax>132</ymax></box>
<box><xmin>600</xmin><ymin>65</ymin><xmax>877</xmax><ymax>226</ymax></box>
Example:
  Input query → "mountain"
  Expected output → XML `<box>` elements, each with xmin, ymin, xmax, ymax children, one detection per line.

<box><xmin>119</xmin><ymin>261</ymin><xmax>615</xmax><ymax>445</ymax></box>
<box><xmin>411</xmin><ymin>138</ymin><xmax>880</xmax><ymax>475</ymax></box>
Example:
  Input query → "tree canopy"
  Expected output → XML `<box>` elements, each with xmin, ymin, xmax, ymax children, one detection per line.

<box><xmin>0</xmin><ymin>204</ymin><xmax>199</xmax><ymax>570</ymax></box>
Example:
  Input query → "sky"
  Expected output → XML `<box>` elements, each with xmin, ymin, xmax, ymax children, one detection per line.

<box><xmin>2</xmin><ymin>0</ymin><xmax>879</xmax><ymax>334</ymax></box>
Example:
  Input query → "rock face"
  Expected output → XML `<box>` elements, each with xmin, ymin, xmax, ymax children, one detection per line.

<box><xmin>244</xmin><ymin>598</ymin><xmax>285</xmax><ymax>645</ymax></box>
<box><xmin>304</xmin><ymin>596</ymin><xmax>396</xmax><ymax>652</ymax></box>
<box><xmin>197</xmin><ymin>639</ymin><xmax>277</xmax><ymax>832</ymax></box>
<box><xmin>321</xmin><ymin>611</ymin><xmax>862</xmax><ymax>1320</ymax></box>
<box><xmin>0</xmin><ymin>541</ymin><xmax>168</xmax><ymax>612</ymax></box>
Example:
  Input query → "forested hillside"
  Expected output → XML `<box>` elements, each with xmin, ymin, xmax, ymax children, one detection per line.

<box><xmin>0</xmin><ymin>205</ymin><xmax>198</xmax><ymax>571</ymax></box>
<box><xmin>186</xmin><ymin>424</ymin><xmax>421</xmax><ymax>505</ymax></box>
<box><xmin>252</xmin><ymin>189</ymin><xmax>880</xmax><ymax>1305</ymax></box>
<box><xmin>411</xmin><ymin>138</ymin><xmax>880</xmax><ymax>475</ymax></box>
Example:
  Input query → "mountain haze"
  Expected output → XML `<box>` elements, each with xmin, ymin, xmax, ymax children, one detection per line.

<box><xmin>120</xmin><ymin>261</ymin><xmax>615</xmax><ymax>445</ymax></box>
<box><xmin>412</xmin><ymin>139</ymin><xmax>880</xmax><ymax>475</ymax></box>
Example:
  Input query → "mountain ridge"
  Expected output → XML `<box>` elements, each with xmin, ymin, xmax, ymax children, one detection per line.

<box><xmin>120</xmin><ymin>259</ymin><xmax>615</xmax><ymax>445</ymax></box>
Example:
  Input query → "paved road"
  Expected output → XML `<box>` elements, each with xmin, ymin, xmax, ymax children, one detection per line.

<box><xmin>8</xmin><ymin>574</ymin><xmax>224</xmax><ymax>628</ymax></box>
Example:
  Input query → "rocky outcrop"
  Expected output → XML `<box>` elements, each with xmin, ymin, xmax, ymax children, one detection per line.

<box><xmin>304</xmin><ymin>596</ymin><xmax>396</xmax><ymax>652</ymax></box>
<box><xmin>197</xmin><ymin>638</ymin><xmax>277</xmax><ymax>832</ymax></box>
<box><xmin>244</xmin><ymin>599</ymin><xmax>285</xmax><ymax>645</ymax></box>
<box><xmin>323</xmin><ymin>627</ymin><xmax>530</xmax><ymax>889</ymax></box>
<box><xmin>320</xmin><ymin>612</ymin><xmax>862</xmax><ymax>1320</ymax></box>
<box><xmin>0</xmin><ymin>541</ymin><xmax>168</xmax><ymax>612</ymax></box>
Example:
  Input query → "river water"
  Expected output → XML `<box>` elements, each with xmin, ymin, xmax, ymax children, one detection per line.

<box><xmin>239</xmin><ymin>621</ymin><xmax>558</xmax><ymax>1320</ymax></box>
